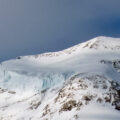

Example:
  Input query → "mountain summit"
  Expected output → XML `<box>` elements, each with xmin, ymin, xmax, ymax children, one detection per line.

<box><xmin>0</xmin><ymin>36</ymin><xmax>120</xmax><ymax>120</ymax></box>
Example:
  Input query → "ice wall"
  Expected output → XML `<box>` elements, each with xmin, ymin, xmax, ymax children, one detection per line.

<box><xmin>0</xmin><ymin>69</ymin><xmax>72</xmax><ymax>93</ymax></box>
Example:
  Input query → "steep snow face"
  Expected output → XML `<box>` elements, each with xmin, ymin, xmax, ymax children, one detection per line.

<box><xmin>0</xmin><ymin>36</ymin><xmax>120</xmax><ymax>120</ymax></box>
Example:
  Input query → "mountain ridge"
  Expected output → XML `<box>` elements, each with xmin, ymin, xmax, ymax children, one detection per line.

<box><xmin>0</xmin><ymin>36</ymin><xmax>120</xmax><ymax>120</ymax></box>
<box><xmin>2</xmin><ymin>36</ymin><xmax>119</xmax><ymax>62</ymax></box>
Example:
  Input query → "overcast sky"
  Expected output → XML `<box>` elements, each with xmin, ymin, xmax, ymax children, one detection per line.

<box><xmin>0</xmin><ymin>0</ymin><xmax>120</xmax><ymax>62</ymax></box>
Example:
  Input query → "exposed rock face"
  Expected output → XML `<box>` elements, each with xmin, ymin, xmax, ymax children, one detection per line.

<box><xmin>40</xmin><ymin>74</ymin><xmax>120</xmax><ymax>120</ymax></box>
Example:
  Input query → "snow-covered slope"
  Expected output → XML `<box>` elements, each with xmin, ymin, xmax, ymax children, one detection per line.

<box><xmin>0</xmin><ymin>36</ymin><xmax>120</xmax><ymax>120</ymax></box>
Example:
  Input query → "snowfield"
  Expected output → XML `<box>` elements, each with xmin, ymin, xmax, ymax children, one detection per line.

<box><xmin>0</xmin><ymin>36</ymin><xmax>120</xmax><ymax>120</ymax></box>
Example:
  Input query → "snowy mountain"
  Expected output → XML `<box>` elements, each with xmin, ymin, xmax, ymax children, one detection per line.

<box><xmin>0</xmin><ymin>36</ymin><xmax>120</xmax><ymax>120</ymax></box>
